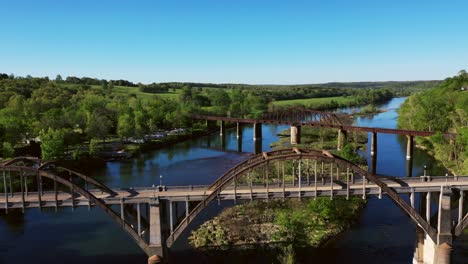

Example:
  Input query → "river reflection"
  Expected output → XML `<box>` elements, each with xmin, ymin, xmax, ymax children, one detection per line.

<box><xmin>0</xmin><ymin>97</ymin><xmax>466</xmax><ymax>263</ymax></box>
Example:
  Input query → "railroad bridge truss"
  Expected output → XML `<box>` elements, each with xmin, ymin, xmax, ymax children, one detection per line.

<box><xmin>1</xmin><ymin>149</ymin><xmax>467</xmax><ymax>263</ymax></box>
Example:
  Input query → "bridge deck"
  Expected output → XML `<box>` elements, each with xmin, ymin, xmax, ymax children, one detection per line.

<box><xmin>2</xmin><ymin>176</ymin><xmax>467</xmax><ymax>209</ymax></box>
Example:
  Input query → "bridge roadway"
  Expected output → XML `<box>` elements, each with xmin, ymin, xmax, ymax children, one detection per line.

<box><xmin>2</xmin><ymin>176</ymin><xmax>467</xmax><ymax>209</ymax></box>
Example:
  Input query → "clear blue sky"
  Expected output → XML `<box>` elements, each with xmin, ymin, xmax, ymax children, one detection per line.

<box><xmin>1</xmin><ymin>0</ymin><xmax>467</xmax><ymax>84</ymax></box>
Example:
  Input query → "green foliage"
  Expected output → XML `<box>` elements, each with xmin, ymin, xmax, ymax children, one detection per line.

<box><xmin>89</xmin><ymin>139</ymin><xmax>99</xmax><ymax>156</ymax></box>
<box><xmin>2</xmin><ymin>142</ymin><xmax>14</xmax><ymax>158</ymax></box>
<box><xmin>277</xmin><ymin>245</ymin><xmax>296</xmax><ymax>264</ymax></box>
<box><xmin>336</xmin><ymin>144</ymin><xmax>366</xmax><ymax>165</ymax></box>
<box><xmin>39</xmin><ymin>128</ymin><xmax>65</xmax><ymax>160</ymax></box>
<box><xmin>398</xmin><ymin>70</ymin><xmax>468</xmax><ymax>174</ymax></box>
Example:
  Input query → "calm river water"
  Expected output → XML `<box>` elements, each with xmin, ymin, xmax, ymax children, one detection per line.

<box><xmin>0</xmin><ymin>97</ymin><xmax>466</xmax><ymax>263</ymax></box>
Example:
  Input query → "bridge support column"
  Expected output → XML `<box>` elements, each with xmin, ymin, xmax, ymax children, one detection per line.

<box><xmin>237</xmin><ymin>134</ymin><xmax>243</xmax><ymax>152</ymax></box>
<box><xmin>406</xmin><ymin>135</ymin><xmax>414</xmax><ymax>177</ymax></box>
<box><xmin>149</xmin><ymin>199</ymin><xmax>164</xmax><ymax>261</ymax></box>
<box><xmin>254</xmin><ymin>139</ymin><xmax>262</xmax><ymax>154</ymax></box>
<box><xmin>370</xmin><ymin>132</ymin><xmax>377</xmax><ymax>174</ymax></box>
<box><xmin>253</xmin><ymin>123</ymin><xmax>262</xmax><ymax>140</ymax></box>
<box><xmin>413</xmin><ymin>226</ymin><xmax>425</xmax><ymax>263</ymax></box>
<box><xmin>435</xmin><ymin>187</ymin><xmax>453</xmax><ymax>264</ymax></box>
<box><xmin>290</xmin><ymin>125</ymin><xmax>301</xmax><ymax>145</ymax></box>
<box><xmin>219</xmin><ymin>121</ymin><xmax>226</xmax><ymax>136</ymax></box>
<box><xmin>220</xmin><ymin>133</ymin><xmax>226</xmax><ymax>151</ymax></box>
<box><xmin>406</xmin><ymin>135</ymin><xmax>414</xmax><ymax>160</ymax></box>
<box><xmin>236</xmin><ymin>122</ymin><xmax>242</xmax><ymax>138</ymax></box>
<box><xmin>370</xmin><ymin>132</ymin><xmax>377</xmax><ymax>156</ymax></box>
<box><xmin>337</xmin><ymin>129</ymin><xmax>347</xmax><ymax>150</ymax></box>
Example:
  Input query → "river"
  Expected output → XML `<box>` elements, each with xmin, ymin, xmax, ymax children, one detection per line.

<box><xmin>0</xmin><ymin>97</ymin><xmax>466</xmax><ymax>263</ymax></box>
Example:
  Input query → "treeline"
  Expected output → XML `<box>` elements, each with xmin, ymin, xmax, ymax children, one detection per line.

<box><xmin>398</xmin><ymin>70</ymin><xmax>468</xmax><ymax>174</ymax></box>
<box><xmin>154</xmin><ymin>80</ymin><xmax>438</xmax><ymax>101</ymax></box>
<box><xmin>0</xmin><ymin>74</ymin><xmax>266</xmax><ymax>160</ymax></box>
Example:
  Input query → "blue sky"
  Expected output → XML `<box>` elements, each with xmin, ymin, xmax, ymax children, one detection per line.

<box><xmin>1</xmin><ymin>0</ymin><xmax>467</xmax><ymax>84</ymax></box>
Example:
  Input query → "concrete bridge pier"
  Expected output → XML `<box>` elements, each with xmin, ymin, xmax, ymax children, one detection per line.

<box><xmin>236</xmin><ymin>122</ymin><xmax>242</xmax><ymax>138</ymax></box>
<box><xmin>370</xmin><ymin>132</ymin><xmax>377</xmax><ymax>174</ymax></box>
<box><xmin>253</xmin><ymin>123</ymin><xmax>262</xmax><ymax>140</ymax></box>
<box><xmin>237</xmin><ymin>133</ymin><xmax>243</xmax><ymax>152</ymax></box>
<box><xmin>148</xmin><ymin>199</ymin><xmax>165</xmax><ymax>263</ymax></box>
<box><xmin>370</xmin><ymin>132</ymin><xmax>377</xmax><ymax>156</ymax></box>
<box><xmin>337</xmin><ymin>129</ymin><xmax>347</xmax><ymax>150</ymax></box>
<box><xmin>413</xmin><ymin>226</ymin><xmax>425</xmax><ymax>263</ymax></box>
<box><xmin>254</xmin><ymin>139</ymin><xmax>262</xmax><ymax>154</ymax></box>
<box><xmin>435</xmin><ymin>187</ymin><xmax>453</xmax><ymax>264</ymax></box>
<box><xmin>219</xmin><ymin>121</ymin><xmax>226</xmax><ymax>136</ymax></box>
<box><xmin>406</xmin><ymin>135</ymin><xmax>414</xmax><ymax>177</ymax></box>
<box><xmin>413</xmin><ymin>188</ymin><xmax>454</xmax><ymax>264</ymax></box>
<box><xmin>290</xmin><ymin>125</ymin><xmax>301</xmax><ymax>145</ymax></box>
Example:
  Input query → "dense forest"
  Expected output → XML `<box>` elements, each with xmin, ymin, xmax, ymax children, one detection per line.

<box><xmin>398</xmin><ymin>70</ymin><xmax>468</xmax><ymax>174</ymax></box>
<box><xmin>0</xmin><ymin>73</ymin><xmax>437</xmax><ymax>160</ymax></box>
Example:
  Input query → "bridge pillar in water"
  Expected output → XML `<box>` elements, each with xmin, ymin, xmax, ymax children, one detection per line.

<box><xmin>237</xmin><ymin>128</ymin><xmax>243</xmax><ymax>152</ymax></box>
<box><xmin>370</xmin><ymin>132</ymin><xmax>377</xmax><ymax>174</ymax></box>
<box><xmin>220</xmin><ymin>133</ymin><xmax>226</xmax><ymax>151</ymax></box>
<box><xmin>337</xmin><ymin>129</ymin><xmax>347</xmax><ymax>150</ymax></box>
<box><xmin>253</xmin><ymin>123</ymin><xmax>262</xmax><ymax>140</ymax></box>
<box><xmin>219</xmin><ymin>120</ymin><xmax>226</xmax><ymax>136</ymax></box>
<box><xmin>148</xmin><ymin>199</ymin><xmax>164</xmax><ymax>262</ymax></box>
<box><xmin>254</xmin><ymin>138</ymin><xmax>262</xmax><ymax>154</ymax></box>
<box><xmin>406</xmin><ymin>135</ymin><xmax>414</xmax><ymax>177</ymax></box>
<box><xmin>290</xmin><ymin>125</ymin><xmax>301</xmax><ymax>145</ymax></box>
<box><xmin>370</xmin><ymin>132</ymin><xmax>377</xmax><ymax>156</ymax></box>
<box><xmin>236</xmin><ymin>122</ymin><xmax>242</xmax><ymax>138</ymax></box>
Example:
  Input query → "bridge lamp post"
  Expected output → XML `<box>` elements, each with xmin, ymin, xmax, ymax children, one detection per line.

<box><xmin>152</xmin><ymin>184</ymin><xmax>156</xmax><ymax>198</ymax></box>
<box><xmin>423</xmin><ymin>165</ymin><xmax>427</xmax><ymax>177</ymax></box>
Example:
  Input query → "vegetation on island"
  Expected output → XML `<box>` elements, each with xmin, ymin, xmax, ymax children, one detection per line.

<box><xmin>189</xmin><ymin>198</ymin><xmax>365</xmax><ymax>249</ymax></box>
<box><xmin>189</xmin><ymin>124</ymin><xmax>368</xmax><ymax>262</ymax></box>
<box><xmin>398</xmin><ymin>70</ymin><xmax>468</xmax><ymax>174</ymax></box>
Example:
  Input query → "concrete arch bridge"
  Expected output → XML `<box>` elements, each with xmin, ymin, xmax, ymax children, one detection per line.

<box><xmin>0</xmin><ymin>149</ymin><xmax>467</xmax><ymax>264</ymax></box>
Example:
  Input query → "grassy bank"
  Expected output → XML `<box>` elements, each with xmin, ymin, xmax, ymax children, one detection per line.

<box><xmin>271</xmin><ymin>96</ymin><xmax>357</xmax><ymax>109</ymax></box>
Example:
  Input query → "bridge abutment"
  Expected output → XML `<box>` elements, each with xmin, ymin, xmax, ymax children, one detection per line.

<box><xmin>290</xmin><ymin>125</ymin><xmax>301</xmax><ymax>145</ymax></box>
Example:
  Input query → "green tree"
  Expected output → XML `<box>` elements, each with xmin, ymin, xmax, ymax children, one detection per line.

<box><xmin>117</xmin><ymin>113</ymin><xmax>135</xmax><ymax>139</ymax></box>
<box><xmin>2</xmin><ymin>142</ymin><xmax>14</xmax><ymax>158</ymax></box>
<box><xmin>89</xmin><ymin>138</ymin><xmax>99</xmax><ymax>156</ymax></box>
<box><xmin>39</xmin><ymin>128</ymin><xmax>65</xmax><ymax>160</ymax></box>
<box><xmin>55</xmin><ymin>74</ymin><xmax>63</xmax><ymax>83</ymax></box>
